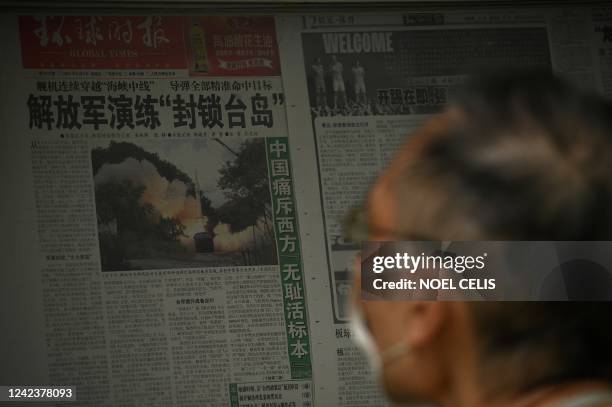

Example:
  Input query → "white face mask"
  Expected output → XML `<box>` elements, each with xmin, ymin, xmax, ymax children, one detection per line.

<box><xmin>351</xmin><ymin>307</ymin><xmax>434</xmax><ymax>407</ymax></box>
<box><xmin>350</xmin><ymin>306</ymin><xmax>411</xmax><ymax>381</ymax></box>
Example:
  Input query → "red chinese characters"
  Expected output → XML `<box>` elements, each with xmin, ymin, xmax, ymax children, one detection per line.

<box><xmin>19</xmin><ymin>16</ymin><xmax>188</xmax><ymax>69</ymax></box>
<box><xmin>185</xmin><ymin>16</ymin><xmax>281</xmax><ymax>76</ymax></box>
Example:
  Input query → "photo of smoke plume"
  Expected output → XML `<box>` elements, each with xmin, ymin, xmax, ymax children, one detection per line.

<box><xmin>91</xmin><ymin>138</ymin><xmax>277</xmax><ymax>271</ymax></box>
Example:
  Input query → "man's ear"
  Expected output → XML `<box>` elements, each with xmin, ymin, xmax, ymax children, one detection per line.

<box><xmin>400</xmin><ymin>301</ymin><xmax>449</xmax><ymax>348</ymax></box>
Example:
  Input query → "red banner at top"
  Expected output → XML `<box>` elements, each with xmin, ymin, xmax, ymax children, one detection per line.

<box><xmin>185</xmin><ymin>16</ymin><xmax>281</xmax><ymax>76</ymax></box>
<box><xmin>19</xmin><ymin>16</ymin><xmax>188</xmax><ymax>70</ymax></box>
<box><xmin>19</xmin><ymin>15</ymin><xmax>281</xmax><ymax>76</ymax></box>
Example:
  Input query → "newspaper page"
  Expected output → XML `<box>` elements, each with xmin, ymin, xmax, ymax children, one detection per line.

<box><xmin>277</xmin><ymin>8</ymin><xmax>566</xmax><ymax>406</ymax></box>
<box><xmin>1</xmin><ymin>5</ymin><xmax>611</xmax><ymax>407</ymax></box>
<box><xmin>2</xmin><ymin>14</ymin><xmax>313</xmax><ymax>406</ymax></box>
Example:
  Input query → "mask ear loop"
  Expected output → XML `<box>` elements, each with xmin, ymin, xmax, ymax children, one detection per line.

<box><xmin>350</xmin><ymin>305</ymin><xmax>411</xmax><ymax>373</ymax></box>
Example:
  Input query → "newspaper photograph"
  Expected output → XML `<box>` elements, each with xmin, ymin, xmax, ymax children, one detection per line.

<box><xmin>92</xmin><ymin>137</ymin><xmax>278</xmax><ymax>271</ymax></box>
<box><xmin>302</xmin><ymin>26</ymin><xmax>550</xmax><ymax>118</ymax></box>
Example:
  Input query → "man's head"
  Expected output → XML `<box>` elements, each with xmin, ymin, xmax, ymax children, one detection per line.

<box><xmin>354</xmin><ymin>71</ymin><xmax>612</xmax><ymax>405</ymax></box>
